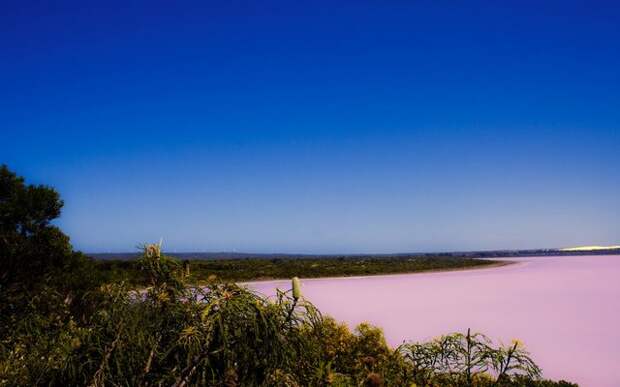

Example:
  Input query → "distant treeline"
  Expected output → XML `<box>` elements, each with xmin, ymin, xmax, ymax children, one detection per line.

<box><xmin>90</xmin><ymin>247</ymin><xmax>620</xmax><ymax>262</ymax></box>
<box><xmin>94</xmin><ymin>255</ymin><xmax>498</xmax><ymax>285</ymax></box>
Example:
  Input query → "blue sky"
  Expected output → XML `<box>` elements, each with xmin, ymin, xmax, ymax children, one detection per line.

<box><xmin>2</xmin><ymin>1</ymin><xmax>619</xmax><ymax>253</ymax></box>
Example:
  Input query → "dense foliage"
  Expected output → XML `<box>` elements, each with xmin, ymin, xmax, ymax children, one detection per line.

<box><xmin>0</xmin><ymin>165</ymin><xmax>103</xmax><ymax>345</ymax></box>
<box><xmin>0</xmin><ymin>164</ymin><xmax>95</xmax><ymax>289</ymax></box>
<box><xmin>0</xmin><ymin>166</ymin><xmax>577</xmax><ymax>386</ymax></box>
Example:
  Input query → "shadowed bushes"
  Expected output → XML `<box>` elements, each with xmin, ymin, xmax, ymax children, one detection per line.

<box><xmin>1</xmin><ymin>244</ymin><xmax>320</xmax><ymax>386</ymax></box>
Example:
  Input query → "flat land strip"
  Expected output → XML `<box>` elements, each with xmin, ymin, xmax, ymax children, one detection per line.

<box><xmin>95</xmin><ymin>256</ymin><xmax>501</xmax><ymax>285</ymax></box>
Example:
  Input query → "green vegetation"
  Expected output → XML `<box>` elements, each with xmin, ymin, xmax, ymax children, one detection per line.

<box><xmin>95</xmin><ymin>255</ymin><xmax>500</xmax><ymax>286</ymax></box>
<box><xmin>0</xmin><ymin>165</ymin><xmax>577</xmax><ymax>386</ymax></box>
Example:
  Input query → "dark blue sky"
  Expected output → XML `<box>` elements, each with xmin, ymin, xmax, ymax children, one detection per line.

<box><xmin>2</xmin><ymin>1</ymin><xmax>619</xmax><ymax>253</ymax></box>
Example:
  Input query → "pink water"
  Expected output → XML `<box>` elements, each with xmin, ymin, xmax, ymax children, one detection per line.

<box><xmin>248</xmin><ymin>255</ymin><xmax>620</xmax><ymax>386</ymax></box>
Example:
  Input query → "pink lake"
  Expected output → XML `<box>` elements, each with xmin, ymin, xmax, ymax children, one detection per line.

<box><xmin>247</xmin><ymin>255</ymin><xmax>620</xmax><ymax>387</ymax></box>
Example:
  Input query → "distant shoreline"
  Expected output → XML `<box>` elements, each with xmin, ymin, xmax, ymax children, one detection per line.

<box><xmin>94</xmin><ymin>256</ymin><xmax>502</xmax><ymax>286</ymax></box>
<box><xmin>239</xmin><ymin>259</ymin><xmax>517</xmax><ymax>286</ymax></box>
<box><xmin>93</xmin><ymin>251</ymin><xmax>619</xmax><ymax>286</ymax></box>
<box><xmin>89</xmin><ymin>248</ymin><xmax>620</xmax><ymax>261</ymax></box>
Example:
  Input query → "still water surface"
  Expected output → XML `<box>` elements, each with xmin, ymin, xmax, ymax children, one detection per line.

<box><xmin>248</xmin><ymin>255</ymin><xmax>620</xmax><ymax>387</ymax></box>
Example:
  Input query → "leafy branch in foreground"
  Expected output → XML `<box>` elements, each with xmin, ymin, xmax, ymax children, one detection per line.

<box><xmin>399</xmin><ymin>329</ymin><xmax>543</xmax><ymax>386</ymax></box>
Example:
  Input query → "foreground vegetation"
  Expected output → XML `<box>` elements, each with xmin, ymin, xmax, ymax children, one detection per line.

<box><xmin>95</xmin><ymin>255</ymin><xmax>500</xmax><ymax>286</ymax></box>
<box><xmin>0</xmin><ymin>165</ymin><xmax>577</xmax><ymax>386</ymax></box>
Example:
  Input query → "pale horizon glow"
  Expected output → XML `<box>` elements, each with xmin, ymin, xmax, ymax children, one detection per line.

<box><xmin>560</xmin><ymin>245</ymin><xmax>620</xmax><ymax>251</ymax></box>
